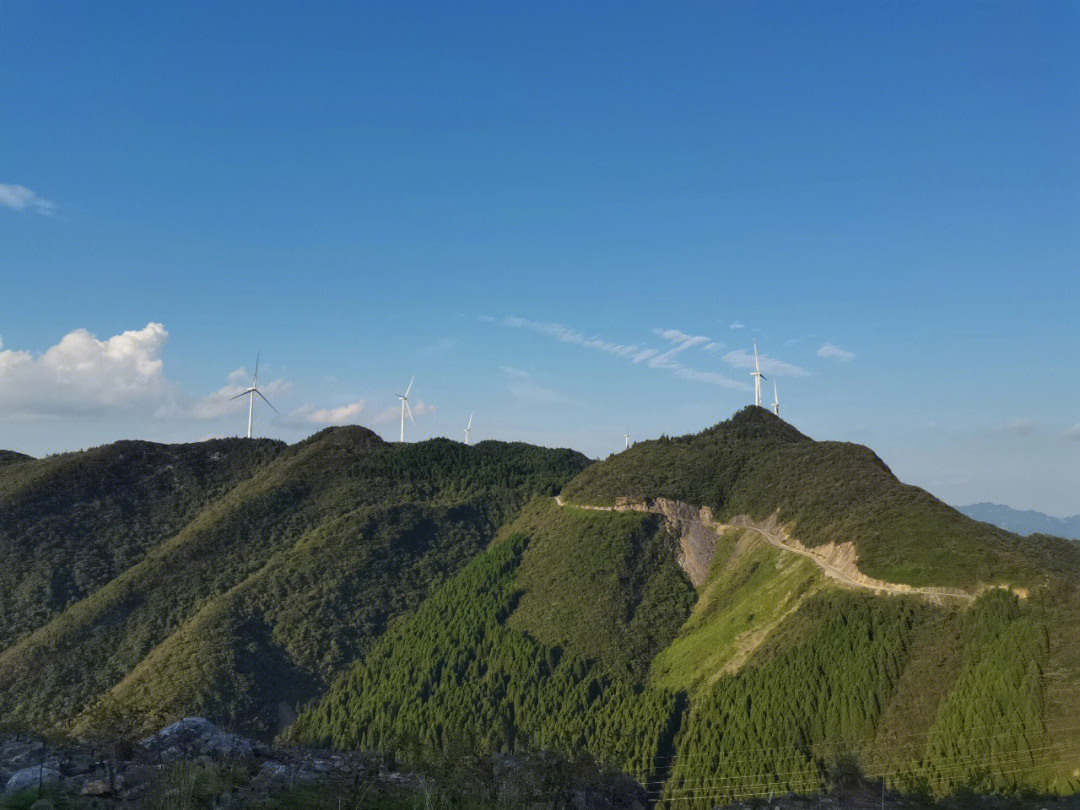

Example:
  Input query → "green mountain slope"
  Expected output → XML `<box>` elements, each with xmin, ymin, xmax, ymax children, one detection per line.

<box><xmin>3</xmin><ymin>410</ymin><xmax>1079</xmax><ymax>802</ymax></box>
<box><xmin>0</xmin><ymin>430</ymin><xmax>588</xmax><ymax>735</ymax></box>
<box><xmin>0</xmin><ymin>438</ymin><xmax>283</xmax><ymax>649</ymax></box>
<box><xmin>561</xmin><ymin>407</ymin><xmax>1073</xmax><ymax>590</ymax></box>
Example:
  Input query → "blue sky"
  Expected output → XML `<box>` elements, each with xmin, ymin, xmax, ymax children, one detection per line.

<box><xmin>2</xmin><ymin>1</ymin><xmax>1078</xmax><ymax>515</ymax></box>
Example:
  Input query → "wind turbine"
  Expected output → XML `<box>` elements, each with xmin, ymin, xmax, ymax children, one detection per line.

<box><xmin>230</xmin><ymin>354</ymin><xmax>278</xmax><ymax>439</ymax></box>
<box><xmin>396</xmin><ymin>376</ymin><xmax>415</xmax><ymax>442</ymax></box>
<box><xmin>624</xmin><ymin>429</ymin><xmax>630</xmax><ymax>450</ymax></box>
<box><xmin>464</xmin><ymin>413</ymin><xmax>473</xmax><ymax>445</ymax></box>
<box><xmin>771</xmin><ymin>380</ymin><xmax>779</xmax><ymax>417</ymax></box>
<box><xmin>751</xmin><ymin>339</ymin><xmax>768</xmax><ymax>407</ymax></box>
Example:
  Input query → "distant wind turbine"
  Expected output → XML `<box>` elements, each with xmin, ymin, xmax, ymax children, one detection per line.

<box><xmin>751</xmin><ymin>339</ymin><xmax>768</xmax><ymax>407</ymax></box>
<box><xmin>396</xmin><ymin>376</ymin><xmax>415</xmax><ymax>442</ymax></box>
<box><xmin>230</xmin><ymin>354</ymin><xmax>279</xmax><ymax>439</ymax></box>
<box><xmin>771</xmin><ymin>380</ymin><xmax>779</xmax><ymax>417</ymax></box>
<box><xmin>464</xmin><ymin>413</ymin><xmax>473</xmax><ymax>445</ymax></box>
<box><xmin>624</xmin><ymin>429</ymin><xmax>630</xmax><ymax>450</ymax></box>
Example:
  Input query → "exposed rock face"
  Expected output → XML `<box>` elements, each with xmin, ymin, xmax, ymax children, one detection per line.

<box><xmin>5</xmin><ymin>766</ymin><xmax>61</xmax><ymax>795</ymax></box>
<box><xmin>139</xmin><ymin>716</ymin><xmax>256</xmax><ymax>761</ymax></box>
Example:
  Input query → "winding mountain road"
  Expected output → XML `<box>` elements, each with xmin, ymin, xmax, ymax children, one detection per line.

<box><xmin>554</xmin><ymin>495</ymin><xmax>975</xmax><ymax>602</ymax></box>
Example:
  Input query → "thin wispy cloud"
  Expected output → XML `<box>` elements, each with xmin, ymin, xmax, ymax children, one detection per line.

<box><xmin>0</xmin><ymin>184</ymin><xmax>55</xmax><ymax>216</ymax></box>
<box><xmin>817</xmin><ymin>342</ymin><xmax>855</xmax><ymax>362</ymax></box>
<box><xmin>372</xmin><ymin>399</ymin><xmax>436</xmax><ymax>425</ymax></box>
<box><xmin>729</xmin><ymin>321</ymin><xmax>744</xmax><ymax>330</ymax></box>
<box><xmin>992</xmin><ymin>418</ymin><xmax>1036</xmax><ymax>436</ymax></box>
<box><xmin>721</xmin><ymin>348</ymin><xmax>808</xmax><ymax>377</ymax></box>
<box><xmin>1066</xmin><ymin>424</ymin><xmax>1080</xmax><ymax>441</ymax></box>
<box><xmin>504</xmin><ymin>317</ymin><xmax>748</xmax><ymax>390</ymax></box>
<box><xmin>502</xmin><ymin>367</ymin><xmax>571</xmax><ymax>403</ymax></box>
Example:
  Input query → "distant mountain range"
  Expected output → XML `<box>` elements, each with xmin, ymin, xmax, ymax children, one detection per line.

<box><xmin>955</xmin><ymin>502</ymin><xmax>1080</xmax><ymax>540</ymax></box>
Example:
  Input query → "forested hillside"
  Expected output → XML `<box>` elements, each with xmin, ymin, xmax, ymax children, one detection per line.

<box><xmin>561</xmin><ymin>407</ymin><xmax>1077</xmax><ymax>590</ymax></box>
<box><xmin>0</xmin><ymin>438</ymin><xmax>284</xmax><ymax>648</ymax></box>
<box><xmin>0</xmin><ymin>430</ymin><xmax>588</xmax><ymax>736</ymax></box>
<box><xmin>3</xmin><ymin>411</ymin><xmax>1080</xmax><ymax>803</ymax></box>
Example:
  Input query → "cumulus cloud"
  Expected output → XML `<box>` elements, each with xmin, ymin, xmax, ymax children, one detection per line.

<box><xmin>0</xmin><ymin>184</ymin><xmax>55</xmax><ymax>216</ymax></box>
<box><xmin>1065</xmin><ymin>424</ymin><xmax>1080</xmax><ymax>441</ymax></box>
<box><xmin>817</xmin><ymin>342</ymin><xmax>855</xmax><ymax>362</ymax></box>
<box><xmin>0</xmin><ymin>323</ymin><xmax>172</xmax><ymax>417</ymax></box>
<box><xmin>504</xmin><ymin>317</ymin><xmax>747</xmax><ymax>390</ymax></box>
<box><xmin>721</xmin><ymin>348</ymin><xmax>808</xmax><ymax>377</ymax></box>
<box><xmin>290</xmin><ymin>400</ymin><xmax>366</xmax><ymax>425</ymax></box>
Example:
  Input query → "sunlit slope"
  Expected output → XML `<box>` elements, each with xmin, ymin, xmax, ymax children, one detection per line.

<box><xmin>286</xmin><ymin>531</ymin><xmax>684</xmax><ymax>782</ymax></box>
<box><xmin>561</xmin><ymin>406</ymin><xmax>1072</xmax><ymax>591</ymax></box>
<box><xmin>0</xmin><ymin>438</ymin><xmax>283</xmax><ymax>649</ymax></box>
<box><xmin>0</xmin><ymin>430</ymin><xmax>588</xmax><ymax>733</ymax></box>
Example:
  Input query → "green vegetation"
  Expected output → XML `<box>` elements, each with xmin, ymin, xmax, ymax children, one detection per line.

<box><xmin>0</xmin><ymin>429</ymin><xmax>588</xmax><ymax>735</ymax></box>
<box><xmin>0</xmin><ymin>438</ymin><xmax>283</xmax><ymax>648</ymax></box>
<box><xmin>287</xmin><ymin>535</ymin><xmax>680</xmax><ymax>781</ymax></box>
<box><xmin>503</xmin><ymin>498</ymin><xmax>695</xmax><ymax>681</ymax></box>
<box><xmin>561</xmin><ymin>406</ymin><xmax>1074</xmax><ymax>590</ymax></box>
<box><xmin>649</xmin><ymin>529</ymin><xmax>821</xmax><ymax>694</ymax></box>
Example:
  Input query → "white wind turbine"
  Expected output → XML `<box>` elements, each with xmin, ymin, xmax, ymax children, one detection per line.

<box><xmin>771</xmin><ymin>380</ymin><xmax>779</xmax><ymax>417</ymax></box>
<box><xmin>624</xmin><ymin>429</ymin><xmax>630</xmax><ymax>450</ymax></box>
<box><xmin>396</xmin><ymin>376</ymin><xmax>415</xmax><ymax>442</ymax></box>
<box><xmin>230</xmin><ymin>354</ymin><xmax>279</xmax><ymax>439</ymax></box>
<box><xmin>464</xmin><ymin>413</ymin><xmax>473</xmax><ymax>445</ymax></box>
<box><xmin>751</xmin><ymin>339</ymin><xmax>768</xmax><ymax>407</ymax></box>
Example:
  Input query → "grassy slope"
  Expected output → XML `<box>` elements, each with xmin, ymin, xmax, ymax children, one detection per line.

<box><xmin>0</xmin><ymin>430</ymin><xmax>588</xmax><ymax>733</ymax></box>
<box><xmin>649</xmin><ymin>528</ymin><xmax>821</xmax><ymax>694</ymax></box>
<box><xmin>0</xmin><ymin>439</ymin><xmax>283</xmax><ymax>649</ymax></box>
<box><xmin>561</xmin><ymin>407</ymin><xmax>1077</xmax><ymax>590</ymax></box>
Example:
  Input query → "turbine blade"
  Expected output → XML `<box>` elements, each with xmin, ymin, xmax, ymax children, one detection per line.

<box><xmin>405</xmin><ymin>400</ymin><xmax>414</xmax><ymax>423</ymax></box>
<box><xmin>405</xmin><ymin>375</ymin><xmax>414</xmax><ymax>398</ymax></box>
<box><xmin>254</xmin><ymin>353</ymin><xmax>260</xmax><ymax>384</ymax></box>
<box><xmin>230</xmin><ymin>389</ymin><xmax>253</xmax><ymax>401</ymax></box>
<box><xmin>467</xmin><ymin>413</ymin><xmax>473</xmax><ymax>430</ymax></box>
<box><xmin>255</xmin><ymin>389</ymin><xmax>279</xmax><ymax>415</ymax></box>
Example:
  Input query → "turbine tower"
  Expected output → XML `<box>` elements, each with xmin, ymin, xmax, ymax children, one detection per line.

<box><xmin>230</xmin><ymin>354</ymin><xmax>279</xmax><ymax>439</ymax></box>
<box><xmin>771</xmin><ymin>380</ymin><xmax>779</xmax><ymax>417</ymax></box>
<box><xmin>464</xmin><ymin>413</ymin><xmax>473</xmax><ymax>445</ymax></box>
<box><xmin>624</xmin><ymin>429</ymin><xmax>630</xmax><ymax>450</ymax></box>
<box><xmin>751</xmin><ymin>339</ymin><xmax>768</xmax><ymax>407</ymax></box>
<box><xmin>396</xmin><ymin>376</ymin><xmax>415</xmax><ymax>442</ymax></box>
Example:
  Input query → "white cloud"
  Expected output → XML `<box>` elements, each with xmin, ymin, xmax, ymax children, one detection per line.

<box><xmin>817</xmin><ymin>342</ymin><xmax>855</xmax><ymax>362</ymax></box>
<box><xmin>189</xmin><ymin>375</ymin><xmax>291</xmax><ymax>419</ymax></box>
<box><xmin>291</xmin><ymin>400</ymin><xmax>366</xmax><ymax>425</ymax></box>
<box><xmin>722</xmin><ymin>348</ymin><xmax>808</xmax><ymax>377</ymax></box>
<box><xmin>992</xmin><ymin>418</ymin><xmax>1036</xmax><ymax>436</ymax></box>
<box><xmin>729</xmin><ymin>321</ymin><xmax>744</xmax><ymax>329</ymax></box>
<box><xmin>1065</xmin><ymin>424</ymin><xmax>1080</xmax><ymax>441</ymax></box>
<box><xmin>0</xmin><ymin>323</ymin><xmax>172</xmax><ymax>417</ymax></box>
<box><xmin>372</xmin><ymin>399</ymin><xmax>436</xmax><ymax>425</ymax></box>
<box><xmin>505</xmin><ymin>317</ymin><xmax>747</xmax><ymax>390</ymax></box>
<box><xmin>0</xmin><ymin>184</ymin><xmax>55</xmax><ymax>216</ymax></box>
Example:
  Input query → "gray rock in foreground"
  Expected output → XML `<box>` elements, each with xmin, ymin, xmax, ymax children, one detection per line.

<box><xmin>139</xmin><ymin>716</ymin><xmax>255</xmax><ymax>762</ymax></box>
<box><xmin>5</xmin><ymin>766</ymin><xmax>62</xmax><ymax>795</ymax></box>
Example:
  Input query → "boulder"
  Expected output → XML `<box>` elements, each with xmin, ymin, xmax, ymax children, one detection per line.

<box><xmin>81</xmin><ymin>774</ymin><xmax>125</xmax><ymax>796</ymax></box>
<box><xmin>139</xmin><ymin>717</ymin><xmax>254</xmax><ymax>761</ymax></box>
<box><xmin>4</xmin><ymin>766</ymin><xmax>62</xmax><ymax>795</ymax></box>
